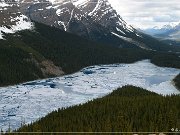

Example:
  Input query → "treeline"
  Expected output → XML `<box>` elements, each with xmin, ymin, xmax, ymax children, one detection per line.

<box><xmin>8</xmin><ymin>86</ymin><xmax>180</xmax><ymax>134</ymax></box>
<box><xmin>0</xmin><ymin>22</ymin><xmax>180</xmax><ymax>86</ymax></box>
<box><xmin>151</xmin><ymin>53</ymin><xmax>180</xmax><ymax>69</ymax></box>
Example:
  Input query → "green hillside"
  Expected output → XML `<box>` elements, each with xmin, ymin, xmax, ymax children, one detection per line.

<box><xmin>11</xmin><ymin>86</ymin><xmax>180</xmax><ymax>133</ymax></box>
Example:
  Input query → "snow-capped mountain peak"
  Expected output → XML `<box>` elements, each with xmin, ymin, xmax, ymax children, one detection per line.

<box><xmin>145</xmin><ymin>22</ymin><xmax>180</xmax><ymax>31</ymax></box>
<box><xmin>141</xmin><ymin>22</ymin><xmax>180</xmax><ymax>42</ymax></box>
<box><xmin>0</xmin><ymin>0</ymin><xmax>150</xmax><ymax>50</ymax></box>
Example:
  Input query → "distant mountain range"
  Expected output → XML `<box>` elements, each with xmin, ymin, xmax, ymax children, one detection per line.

<box><xmin>142</xmin><ymin>23</ymin><xmax>180</xmax><ymax>45</ymax></box>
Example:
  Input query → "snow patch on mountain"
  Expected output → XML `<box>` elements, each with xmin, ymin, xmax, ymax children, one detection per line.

<box><xmin>0</xmin><ymin>2</ymin><xmax>10</xmax><ymax>7</ymax></box>
<box><xmin>46</xmin><ymin>5</ymin><xmax>52</xmax><ymax>9</ymax></box>
<box><xmin>58</xmin><ymin>21</ymin><xmax>67</xmax><ymax>31</ymax></box>
<box><xmin>116</xmin><ymin>27</ymin><xmax>126</xmax><ymax>35</ymax></box>
<box><xmin>111</xmin><ymin>32</ymin><xmax>149</xmax><ymax>50</ymax></box>
<box><xmin>48</xmin><ymin>0</ymin><xmax>62</xmax><ymax>4</ymax></box>
<box><xmin>72</xmin><ymin>0</ymin><xmax>90</xmax><ymax>8</ymax></box>
<box><xmin>0</xmin><ymin>15</ymin><xmax>33</xmax><ymax>39</ymax></box>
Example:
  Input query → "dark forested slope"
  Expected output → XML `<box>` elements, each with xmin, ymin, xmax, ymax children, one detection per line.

<box><xmin>0</xmin><ymin>22</ymin><xmax>180</xmax><ymax>87</ymax></box>
<box><xmin>13</xmin><ymin>86</ymin><xmax>180</xmax><ymax>133</ymax></box>
<box><xmin>174</xmin><ymin>74</ymin><xmax>180</xmax><ymax>90</ymax></box>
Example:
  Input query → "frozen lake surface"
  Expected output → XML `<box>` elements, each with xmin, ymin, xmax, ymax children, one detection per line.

<box><xmin>0</xmin><ymin>60</ymin><xmax>179</xmax><ymax>131</ymax></box>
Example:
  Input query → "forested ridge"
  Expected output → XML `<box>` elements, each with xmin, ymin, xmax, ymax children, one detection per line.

<box><xmin>7</xmin><ymin>86</ymin><xmax>179</xmax><ymax>134</ymax></box>
<box><xmin>174</xmin><ymin>74</ymin><xmax>180</xmax><ymax>90</ymax></box>
<box><xmin>0</xmin><ymin>22</ymin><xmax>180</xmax><ymax>87</ymax></box>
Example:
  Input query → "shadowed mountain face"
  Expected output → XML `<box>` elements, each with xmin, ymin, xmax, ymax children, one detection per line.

<box><xmin>20</xmin><ymin>0</ymin><xmax>145</xmax><ymax>49</ymax></box>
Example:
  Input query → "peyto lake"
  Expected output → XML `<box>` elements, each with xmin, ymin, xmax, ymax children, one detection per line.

<box><xmin>0</xmin><ymin>60</ymin><xmax>180</xmax><ymax>131</ymax></box>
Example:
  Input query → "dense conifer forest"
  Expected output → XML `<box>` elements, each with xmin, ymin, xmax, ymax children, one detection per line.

<box><xmin>6</xmin><ymin>86</ymin><xmax>179</xmax><ymax>134</ymax></box>
<box><xmin>174</xmin><ymin>74</ymin><xmax>180</xmax><ymax>90</ymax></box>
<box><xmin>0</xmin><ymin>23</ymin><xmax>180</xmax><ymax>87</ymax></box>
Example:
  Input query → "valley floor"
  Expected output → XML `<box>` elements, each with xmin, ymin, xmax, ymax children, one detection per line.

<box><xmin>0</xmin><ymin>60</ymin><xmax>179</xmax><ymax>131</ymax></box>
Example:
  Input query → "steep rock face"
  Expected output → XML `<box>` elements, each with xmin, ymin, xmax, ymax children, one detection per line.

<box><xmin>66</xmin><ymin>0</ymin><xmax>145</xmax><ymax>48</ymax></box>
<box><xmin>1</xmin><ymin>0</ymin><xmax>146</xmax><ymax>48</ymax></box>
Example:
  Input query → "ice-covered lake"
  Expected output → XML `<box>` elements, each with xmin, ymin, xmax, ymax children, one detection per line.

<box><xmin>0</xmin><ymin>60</ymin><xmax>180</xmax><ymax>131</ymax></box>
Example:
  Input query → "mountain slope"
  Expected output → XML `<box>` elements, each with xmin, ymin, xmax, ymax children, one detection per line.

<box><xmin>1</xmin><ymin>0</ymin><xmax>180</xmax><ymax>52</ymax></box>
<box><xmin>24</xmin><ymin>0</ymin><xmax>180</xmax><ymax>52</ymax></box>
<box><xmin>0</xmin><ymin>22</ymin><xmax>180</xmax><ymax>87</ymax></box>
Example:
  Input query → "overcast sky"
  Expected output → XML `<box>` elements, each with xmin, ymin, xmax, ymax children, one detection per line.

<box><xmin>108</xmin><ymin>0</ymin><xmax>180</xmax><ymax>29</ymax></box>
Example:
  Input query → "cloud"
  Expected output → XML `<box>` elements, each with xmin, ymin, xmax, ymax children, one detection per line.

<box><xmin>153</xmin><ymin>15</ymin><xmax>180</xmax><ymax>22</ymax></box>
<box><xmin>108</xmin><ymin>0</ymin><xmax>180</xmax><ymax>29</ymax></box>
